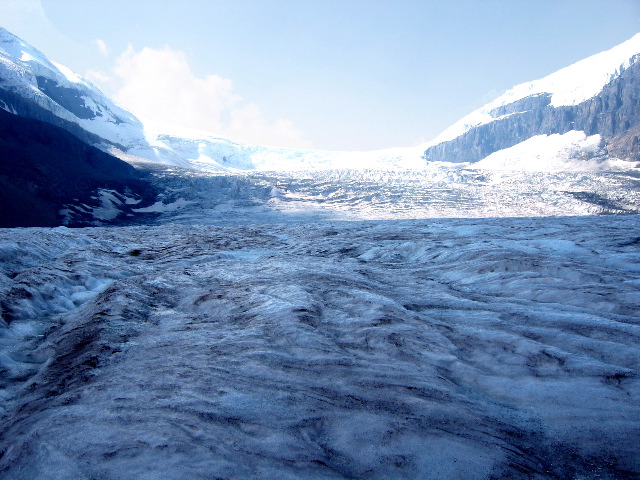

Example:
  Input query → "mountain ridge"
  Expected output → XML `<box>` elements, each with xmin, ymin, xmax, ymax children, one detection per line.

<box><xmin>1</xmin><ymin>27</ymin><xmax>640</xmax><ymax>174</ymax></box>
<box><xmin>422</xmin><ymin>34</ymin><xmax>640</xmax><ymax>164</ymax></box>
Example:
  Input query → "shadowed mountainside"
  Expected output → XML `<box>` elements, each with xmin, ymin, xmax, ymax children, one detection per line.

<box><xmin>0</xmin><ymin>107</ymin><xmax>155</xmax><ymax>227</ymax></box>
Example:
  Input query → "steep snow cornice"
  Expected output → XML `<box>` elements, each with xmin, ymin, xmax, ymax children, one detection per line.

<box><xmin>428</xmin><ymin>32</ymin><xmax>640</xmax><ymax>147</ymax></box>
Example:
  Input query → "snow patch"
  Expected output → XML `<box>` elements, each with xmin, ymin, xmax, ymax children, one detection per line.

<box><xmin>0</xmin><ymin>99</ymin><xmax>16</xmax><ymax>114</ymax></box>
<box><xmin>90</xmin><ymin>190</ymin><xmax>123</xmax><ymax>220</ymax></box>
<box><xmin>471</xmin><ymin>131</ymin><xmax>630</xmax><ymax>172</ymax></box>
<box><xmin>132</xmin><ymin>198</ymin><xmax>193</xmax><ymax>213</ymax></box>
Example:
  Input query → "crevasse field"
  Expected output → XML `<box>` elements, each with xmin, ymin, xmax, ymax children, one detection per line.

<box><xmin>1</xmin><ymin>166</ymin><xmax>640</xmax><ymax>479</ymax></box>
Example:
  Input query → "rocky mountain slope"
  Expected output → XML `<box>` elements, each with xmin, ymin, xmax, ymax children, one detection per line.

<box><xmin>0</xmin><ymin>107</ymin><xmax>156</xmax><ymax>227</ymax></box>
<box><xmin>3</xmin><ymin>27</ymin><xmax>640</xmax><ymax>172</ymax></box>
<box><xmin>422</xmin><ymin>34</ymin><xmax>640</xmax><ymax>164</ymax></box>
<box><xmin>0</xmin><ymin>28</ymin><xmax>157</xmax><ymax>158</ymax></box>
<box><xmin>0</xmin><ymin>27</ymin><xmax>421</xmax><ymax>172</ymax></box>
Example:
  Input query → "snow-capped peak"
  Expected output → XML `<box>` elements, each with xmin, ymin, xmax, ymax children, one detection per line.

<box><xmin>0</xmin><ymin>28</ymin><xmax>90</xmax><ymax>91</ymax></box>
<box><xmin>0</xmin><ymin>27</ymin><xmax>156</xmax><ymax>154</ymax></box>
<box><xmin>429</xmin><ymin>32</ymin><xmax>640</xmax><ymax>146</ymax></box>
<box><xmin>0</xmin><ymin>27</ymin><xmax>51</xmax><ymax>70</ymax></box>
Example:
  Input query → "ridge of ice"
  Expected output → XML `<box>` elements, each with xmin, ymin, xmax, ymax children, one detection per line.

<box><xmin>143</xmin><ymin>118</ymin><xmax>428</xmax><ymax>172</ymax></box>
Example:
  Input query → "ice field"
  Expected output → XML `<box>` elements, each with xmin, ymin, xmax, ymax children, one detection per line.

<box><xmin>0</xmin><ymin>210</ymin><xmax>639</xmax><ymax>479</ymax></box>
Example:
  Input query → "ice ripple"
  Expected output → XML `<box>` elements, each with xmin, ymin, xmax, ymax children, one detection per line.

<box><xmin>0</xmin><ymin>216</ymin><xmax>638</xmax><ymax>479</ymax></box>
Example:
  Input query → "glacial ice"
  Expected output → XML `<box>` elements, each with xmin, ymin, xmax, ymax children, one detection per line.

<box><xmin>119</xmin><ymin>165</ymin><xmax>640</xmax><ymax>227</ymax></box>
<box><xmin>2</xmin><ymin>24</ymin><xmax>640</xmax><ymax>479</ymax></box>
<box><xmin>0</xmin><ymin>215</ymin><xmax>638</xmax><ymax>479</ymax></box>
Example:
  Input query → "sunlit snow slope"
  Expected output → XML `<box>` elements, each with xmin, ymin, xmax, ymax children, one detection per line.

<box><xmin>422</xmin><ymin>33</ymin><xmax>640</xmax><ymax>167</ymax></box>
<box><xmin>429</xmin><ymin>33</ymin><xmax>640</xmax><ymax>146</ymax></box>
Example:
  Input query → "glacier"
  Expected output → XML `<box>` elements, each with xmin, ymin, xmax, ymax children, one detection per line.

<box><xmin>0</xmin><ymin>215</ymin><xmax>639</xmax><ymax>479</ymax></box>
<box><xmin>101</xmin><ymin>163</ymin><xmax>639</xmax><ymax>226</ymax></box>
<box><xmin>1</xmin><ymin>24</ymin><xmax>640</xmax><ymax>480</ymax></box>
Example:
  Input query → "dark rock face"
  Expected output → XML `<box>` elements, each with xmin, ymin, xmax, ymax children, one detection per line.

<box><xmin>608</xmin><ymin>125</ymin><xmax>640</xmax><ymax>161</ymax></box>
<box><xmin>0</xmin><ymin>88</ymin><xmax>111</xmax><ymax>149</ymax></box>
<box><xmin>423</xmin><ymin>57</ymin><xmax>640</xmax><ymax>163</ymax></box>
<box><xmin>0</xmin><ymin>108</ymin><xmax>156</xmax><ymax>227</ymax></box>
<box><xmin>35</xmin><ymin>76</ymin><xmax>97</xmax><ymax>120</ymax></box>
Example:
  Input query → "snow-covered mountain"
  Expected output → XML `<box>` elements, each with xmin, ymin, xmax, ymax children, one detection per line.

<box><xmin>0</xmin><ymin>27</ymin><xmax>241</xmax><ymax>169</ymax></box>
<box><xmin>0</xmin><ymin>27</ymin><xmax>424</xmax><ymax>172</ymax></box>
<box><xmin>2</xmin><ymin>26</ymin><xmax>640</xmax><ymax>172</ymax></box>
<box><xmin>0</xmin><ymin>28</ymin><xmax>155</xmax><ymax>155</ymax></box>
<box><xmin>422</xmin><ymin>33</ymin><xmax>640</xmax><ymax>165</ymax></box>
<box><xmin>141</xmin><ymin>119</ymin><xmax>427</xmax><ymax>172</ymax></box>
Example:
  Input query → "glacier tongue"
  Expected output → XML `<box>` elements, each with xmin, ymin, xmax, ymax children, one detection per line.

<box><xmin>0</xmin><ymin>217</ymin><xmax>639</xmax><ymax>479</ymax></box>
<box><xmin>128</xmin><ymin>164</ymin><xmax>640</xmax><ymax>225</ymax></box>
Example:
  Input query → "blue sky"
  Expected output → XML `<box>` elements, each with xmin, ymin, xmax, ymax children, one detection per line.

<box><xmin>1</xmin><ymin>0</ymin><xmax>640</xmax><ymax>150</ymax></box>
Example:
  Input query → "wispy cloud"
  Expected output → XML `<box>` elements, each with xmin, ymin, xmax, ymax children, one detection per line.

<box><xmin>93</xmin><ymin>39</ymin><xmax>109</xmax><ymax>56</ymax></box>
<box><xmin>84</xmin><ymin>68</ymin><xmax>113</xmax><ymax>87</ymax></box>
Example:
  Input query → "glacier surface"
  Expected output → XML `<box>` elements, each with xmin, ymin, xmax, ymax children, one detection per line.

<box><xmin>2</xmin><ymin>24</ymin><xmax>640</xmax><ymax>480</ymax></box>
<box><xmin>0</xmin><ymin>215</ymin><xmax>639</xmax><ymax>479</ymax></box>
<box><xmin>108</xmin><ymin>163</ymin><xmax>640</xmax><ymax>227</ymax></box>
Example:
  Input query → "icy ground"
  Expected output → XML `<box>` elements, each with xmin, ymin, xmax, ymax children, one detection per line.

<box><xmin>116</xmin><ymin>164</ymin><xmax>640</xmax><ymax>227</ymax></box>
<box><xmin>0</xmin><ymin>215</ymin><xmax>639</xmax><ymax>479</ymax></box>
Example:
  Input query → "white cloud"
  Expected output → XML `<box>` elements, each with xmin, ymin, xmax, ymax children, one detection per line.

<box><xmin>227</xmin><ymin>103</ymin><xmax>311</xmax><ymax>148</ymax></box>
<box><xmin>85</xmin><ymin>68</ymin><xmax>112</xmax><ymax>86</ymax></box>
<box><xmin>93</xmin><ymin>38</ymin><xmax>109</xmax><ymax>56</ymax></box>
<box><xmin>110</xmin><ymin>45</ymin><xmax>309</xmax><ymax>148</ymax></box>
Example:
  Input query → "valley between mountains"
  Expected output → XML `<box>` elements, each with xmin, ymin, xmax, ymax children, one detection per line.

<box><xmin>1</xmin><ymin>25</ymin><xmax>640</xmax><ymax>480</ymax></box>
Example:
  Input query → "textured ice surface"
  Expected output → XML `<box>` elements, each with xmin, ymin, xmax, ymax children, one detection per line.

<box><xmin>128</xmin><ymin>164</ymin><xmax>640</xmax><ymax>226</ymax></box>
<box><xmin>0</xmin><ymin>216</ymin><xmax>639</xmax><ymax>479</ymax></box>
